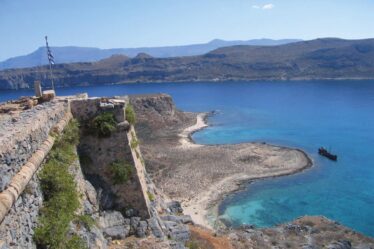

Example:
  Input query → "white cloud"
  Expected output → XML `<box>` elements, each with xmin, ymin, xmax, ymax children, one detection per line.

<box><xmin>262</xmin><ymin>3</ymin><xmax>274</xmax><ymax>9</ymax></box>
<box><xmin>252</xmin><ymin>3</ymin><xmax>275</xmax><ymax>10</ymax></box>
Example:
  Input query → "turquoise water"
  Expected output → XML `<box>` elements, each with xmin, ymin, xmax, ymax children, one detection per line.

<box><xmin>1</xmin><ymin>81</ymin><xmax>373</xmax><ymax>237</ymax></box>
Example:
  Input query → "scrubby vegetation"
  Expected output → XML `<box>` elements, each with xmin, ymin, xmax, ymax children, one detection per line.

<box><xmin>130</xmin><ymin>138</ymin><xmax>139</xmax><ymax>149</ymax></box>
<box><xmin>75</xmin><ymin>214</ymin><xmax>95</xmax><ymax>232</ymax></box>
<box><xmin>147</xmin><ymin>191</ymin><xmax>155</xmax><ymax>202</ymax></box>
<box><xmin>125</xmin><ymin>104</ymin><xmax>136</xmax><ymax>125</ymax></box>
<box><xmin>90</xmin><ymin>112</ymin><xmax>117</xmax><ymax>137</ymax></box>
<box><xmin>34</xmin><ymin>119</ymin><xmax>86</xmax><ymax>249</ymax></box>
<box><xmin>109</xmin><ymin>160</ymin><xmax>133</xmax><ymax>185</ymax></box>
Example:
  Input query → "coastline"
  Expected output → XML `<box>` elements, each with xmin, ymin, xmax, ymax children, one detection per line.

<box><xmin>178</xmin><ymin>113</ymin><xmax>208</xmax><ymax>149</ymax></box>
<box><xmin>179</xmin><ymin>113</ymin><xmax>313</xmax><ymax>230</ymax></box>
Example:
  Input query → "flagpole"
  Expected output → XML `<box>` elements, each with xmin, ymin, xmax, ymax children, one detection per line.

<box><xmin>45</xmin><ymin>36</ymin><xmax>55</xmax><ymax>91</ymax></box>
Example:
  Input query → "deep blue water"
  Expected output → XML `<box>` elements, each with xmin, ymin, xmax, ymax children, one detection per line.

<box><xmin>1</xmin><ymin>81</ymin><xmax>373</xmax><ymax>237</ymax></box>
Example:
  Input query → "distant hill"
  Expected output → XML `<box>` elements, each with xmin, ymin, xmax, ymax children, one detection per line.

<box><xmin>1</xmin><ymin>38</ymin><xmax>373</xmax><ymax>90</ymax></box>
<box><xmin>0</xmin><ymin>39</ymin><xmax>300</xmax><ymax>70</ymax></box>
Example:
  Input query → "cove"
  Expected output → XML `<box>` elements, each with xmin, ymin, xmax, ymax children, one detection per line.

<box><xmin>1</xmin><ymin>80</ymin><xmax>373</xmax><ymax>237</ymax></box>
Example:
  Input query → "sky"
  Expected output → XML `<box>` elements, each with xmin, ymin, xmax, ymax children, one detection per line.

<box><xmin>0</xmin><ymin>0</ymin><xmax>374</xmax><ymax>61</ymax></box>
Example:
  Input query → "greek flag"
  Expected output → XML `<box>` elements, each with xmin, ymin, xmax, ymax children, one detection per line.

<box><xmin>45</xmin><ymin>36</ymin><xmax>55</xmax><ymax>65</ymax></box>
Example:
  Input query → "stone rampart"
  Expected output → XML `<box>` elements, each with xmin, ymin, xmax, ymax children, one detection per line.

<box><xmin>0</xmin><ymin>101</ymin><xmax>69</xmax><ymax>191</ymax></box>
<box><xmin>0</xmin><ymin>100</ymin><xmax>71</xmax><ymax>248</ymax></box>
<box><xmin>71</xmin><ymin>97</ymin><xmax>151</xmax><ymax>219</ymax></box>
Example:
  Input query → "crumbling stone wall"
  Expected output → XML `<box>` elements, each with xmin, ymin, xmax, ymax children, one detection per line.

<box><xmin>0</xmin><ymin>172</ymin><xmax>42</xmax><ymax>248</ymax></box>
<box><xmin>71</xmin><ymin>98</ymin><xmax>151</xmax><ymax>219</ymax></box>
<box><xmin>0</xmin><ymin>100</ymin><xmax>70</xmax><ymax>248</ymax></box>
<box><xmin>0</xmin><ymin>101</ymin><xmax>69</xmax><ymax>190</ymax></box>
<box><xmin>0</xmin><ymin>95</ymin><xmax>191</xmax><ymax>248</ymax></box>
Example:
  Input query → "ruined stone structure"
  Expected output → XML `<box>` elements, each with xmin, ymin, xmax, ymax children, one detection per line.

<box><xmin>70</xmin><ymin>97</ymin><xmax>151</xmax><ymax>219</ymax></box>
<box><xmin>0</xmin><ymin>94</ymin><xmax>192</xmax><ymax>249</ymax></box>
<box><xmin>0</xmin><ymin>101</ymin><xmax>70</xmax><ymax>248</ymax></box>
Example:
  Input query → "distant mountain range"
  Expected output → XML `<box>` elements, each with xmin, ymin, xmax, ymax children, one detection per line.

<box><xmin>0</xmin><ymin>39</ymin><xmax>301</xmax><ymax>70</ymax></box>
<box><xmin>0</xmin><ymin>38</ymin><xmax>373</xmax><ymax>90</ymax></box>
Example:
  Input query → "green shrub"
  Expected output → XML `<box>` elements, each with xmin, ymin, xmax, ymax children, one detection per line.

<box><xmin>130</xmin><ymin>138</ymin><xmax>139</xmax><ymax>149</ymax></box>
<box><xmin>90</xmin><ymin>112</ymin><xmax>117</xmax><ymax>137</ymax></box>
<box><xmin>147</xmin><ymin>191</ymin><xmax>155</xmax><ymax>202</ymax></box>
<box><xmin>109</xmin><ymin>160</ymin><xmax>133</xmax><ymax>185</ymax></box>
<box><xmin>65</xmin><ymin>235</ymin><xmax>86</xmax><ymax>249</ymax></box>
<box><xmin>75</xmin><ymin>215</ymin><xmax>95</xmax><ymax>231</ymax></box>
<box><xmin>125</xmin><ymin>104</ymin><xmax>136</xmax><ymax>125</ymax></box>
<box><xmin>60</xmin><ymin>119</ymin><xmax>80</xmax><ymax>145</ymax></box>
<box><xmin>34</xmin><ymin>119</ymin><xmax>86</xmax><ymax>249</ymax></box>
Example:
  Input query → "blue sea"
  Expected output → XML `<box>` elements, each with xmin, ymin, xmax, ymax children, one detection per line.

<box><xmin>1</xmin><ymin>81</ymin><xmax>373</xmax><ymax>237</ymax></box>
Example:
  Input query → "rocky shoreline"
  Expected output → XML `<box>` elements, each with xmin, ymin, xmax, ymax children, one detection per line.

<box><xmin>178</xmin><ymin>112</ymin><xmax>313</xmax><ymax>229</ymax></box>
<box><xmin>130</xmin><ymin>94</ymin><xmax>312</xmax><ymax>228</ymax></box>
<box><xmin>128</xmin><ymin>93</ymin><xmax>374</xmax><ymax>248</ymax></box>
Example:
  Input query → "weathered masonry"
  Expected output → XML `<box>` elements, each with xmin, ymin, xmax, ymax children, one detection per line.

<box><xmin>0</xmin><ymin>95</ymin><xmax>152</xmax><ymax>248</ymax></box>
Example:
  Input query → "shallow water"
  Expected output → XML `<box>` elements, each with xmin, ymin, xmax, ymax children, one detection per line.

<box><xmin>1</xmin><ymin>80</ymin><xmax>373</xmax><ymax>237</ymax></box>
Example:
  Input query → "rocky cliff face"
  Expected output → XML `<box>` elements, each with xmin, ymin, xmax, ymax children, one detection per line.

<box><xmin>130</xmin><ymin>94</ymin><xmax>196</xmax><ymax>145</ymax></box>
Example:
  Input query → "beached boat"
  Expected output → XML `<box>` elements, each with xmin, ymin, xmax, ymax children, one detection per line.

<box><xmin>318</xmin><ymin>147</ymin><xmax>337</xmax><ymax>161</ymax></box>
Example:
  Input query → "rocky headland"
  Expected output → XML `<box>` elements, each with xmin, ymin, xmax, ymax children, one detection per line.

<box><xmin>130</xmin><ymin>94</ymin><xmax>311</xmax><ymax>227</ymax></box>
<box><xmin>0</xmin><ymin>93</ymin><xmax>373</xmax><ymax>249</ymax></box>
<box><xmin>130</xmin><ymin>93</ymin><xmax>374</xmax><ymax>248</ymax></box>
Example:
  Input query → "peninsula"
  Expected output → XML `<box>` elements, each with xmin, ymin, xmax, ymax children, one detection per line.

<box><xmin>0</xmin><ymin>93</ymin><xmax>373</xmax><ymax>249</ymax></box>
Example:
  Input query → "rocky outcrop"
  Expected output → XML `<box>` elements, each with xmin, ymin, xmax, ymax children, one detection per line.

<box><xmin>98</xmin><ymin>211</ymin><xmax>130</xmax><ymax>239</ymax></box>
<box><xmin>228</xmin><ymin>216</ymin><xmax>374</xmax><ymax>249</ymax></box>
<box><xmin>130</xmin><ymin>94</ymin><xmax>196</xmax><ymax>146</ymax></box>
<box><xmin>70</xmin><ymin>155</ymin><xmax>108</xmax><ymax>249</ymax></box>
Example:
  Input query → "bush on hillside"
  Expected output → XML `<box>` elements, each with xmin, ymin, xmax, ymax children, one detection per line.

<box><xmin>34</xmin><ymin>119</ymin><xmax>86</xmax><ymax>249</ymax></box>
<box><xmin>90</xmin><ymin>112</ymin><xmax>117</xmax><ymax>137</ymax></box>
<box><xmin>125</xmin><ymin>104</ymin><xmax>136</xmax><ymax>125</ymax></box>
<box><xmin>109</xmin><ymin>160</ymin><xmax>134</xmax><ymax>185</ymax></box>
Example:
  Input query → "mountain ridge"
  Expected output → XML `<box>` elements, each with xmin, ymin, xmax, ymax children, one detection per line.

<box><xmin>0</xmin><ymin>39</ymin><xmax>301</xmax><ymax>70</ymax></box>
<box><xmin>1</xmin><ymin>38</ymin><xmax>373</xmax><ymax>90</ymax></box>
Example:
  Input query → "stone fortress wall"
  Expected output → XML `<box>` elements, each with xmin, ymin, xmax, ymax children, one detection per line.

<box><xmin>70</xmin><ymin>97</ymin><xmax>151</xmax><ymax>219</ymax></box>
<box><xmin>0</xmin><ymin>95</ymin><xmax>158</xmax><ymax>248</ymax></box>
<box><xmin>0</xmin><ymin>100</ymin><xmax>71</xmax><ymax>248</ymax></box>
